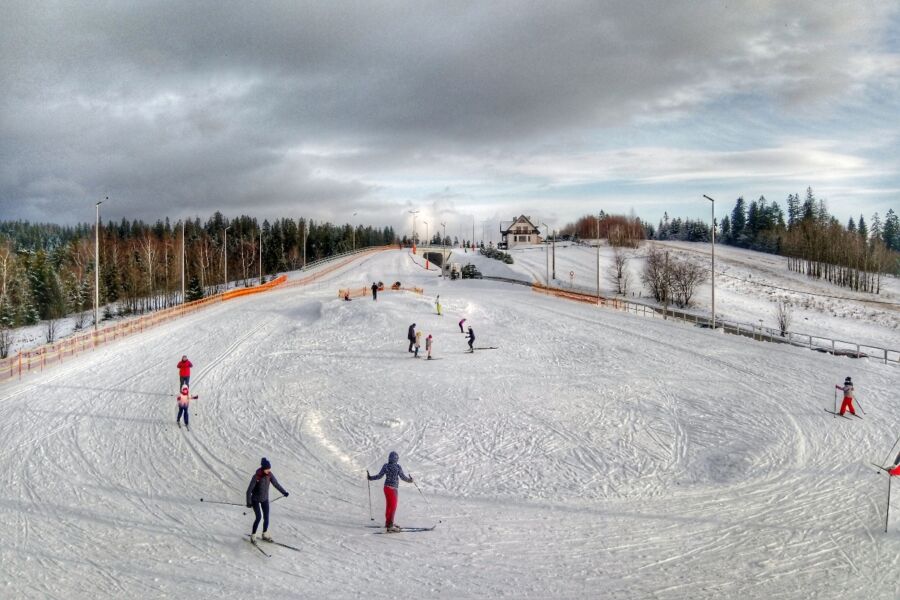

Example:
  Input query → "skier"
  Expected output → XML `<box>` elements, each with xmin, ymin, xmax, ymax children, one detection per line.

<box><xmin>246</xmin><ymin>457</ymin><xmax>289</xmax><ymax>542</ymax></box>
<box><xmin>344</xmin><ymin>290</ymin><xmax>352</xmax><ymax>301</ymax></box>
<box><xmin>458</xmin><ymin>318</ymin><xmax>466</xmax><ymax>333</ymax></box>
<box><xmin>414</xmin><ymin>330</ymin><xmax>423</xmax><ymax>358</ymax></box>
<box><xmin>177</xmin><ymin>355</ymin><xmax>193</xmax><ymax>388</ymax></box>
<box><xmin>426</xmin><ymin>334</ymin><xmax>433</xmax><ymax>360</ymax></box>
<box><xmin>407</xmin><ymin>323</ymin><xmax>416</xmax><ymax>353</ymax></box>
<box><xmin>467</xmin><ymin>325</ymin><xmax>475</xmax><ymax>353</ymax></box>
<box><xmin>367</xmin><ymin>451</ymin><xmax>414</xmax><ymax>532</ymax></box>
<box><xmin>371</xmin><ymin>282</ymin><xmax>378</xmax><ymax>301</ymax></box>
<box><xmin>835</xmin><ymin>376</ymin><xmax>856</xmax><ymax>417</ymax></box>
<box><xmin>176</xmin><ymin>384</ymin><xmax>198</xmax><ymax>430</ymax></box>
<box><xmin>435</xmin><ymin>295</ymin><xmax>442</xmax><ymax>316</ymax></box>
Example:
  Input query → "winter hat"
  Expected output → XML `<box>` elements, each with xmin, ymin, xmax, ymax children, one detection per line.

<box><xmin>845</xmin><ymin>376</ymin><xmax>852</xmax><ymax>384</ymax></box>
<box><xmin>261</xmin><ymin>457</ymin><xmax>272</xmax><ymax>470</ymax></box>
<box><xmin>181</xmin><ymin>385</ymin><xmax>188</xmax><ymax>392</ymax></box>
<box><xmin>388</xmin><ymin>451</ymin><xmax>399</xmax><ymax>463</ymax></box>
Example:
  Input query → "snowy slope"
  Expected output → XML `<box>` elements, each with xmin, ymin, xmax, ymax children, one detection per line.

<box><xmin>473</xmin><ymin>241</ymin><xmax>900</xmax><ymax>350</ymax></box>
<box><xmin>2</xmin><ymin>249</ymin><xmax>900</xmax><ymax>599</ymax></box>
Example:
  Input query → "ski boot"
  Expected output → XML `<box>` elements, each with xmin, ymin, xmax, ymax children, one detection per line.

<box><xmin>262</xmin><ymin>531</ymin><xmax>273</xmax><ymax>541</ymax></box>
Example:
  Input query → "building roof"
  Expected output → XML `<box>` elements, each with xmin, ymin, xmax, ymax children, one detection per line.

<box><xmin>501</xmin><ymin>215</ymin><xmax>540</xmax><ymax>234</ymax></box>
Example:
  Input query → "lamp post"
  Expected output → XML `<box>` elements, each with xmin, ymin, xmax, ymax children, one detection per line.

<box><xmin>94</xmin><ymin>198</ymin><xmax>105</xmax><ymax>329</ymax></box>
<box><xmin>440</xmin><ymin>221</ymin><xmax>447</xmax><ymax>278</ymax></box>
<box><xmin>302</xmin><ymin>219</ymin><xmax>307</xmax><ymax>269</ymax></box>
<box><xmin>223</xmin><ymin>225</ymin><xmax>231</xmax><ymax>292</ymax></box>
<box><xmin>259</xmin><ymin>226</ymin><xmax>263</xmax><ymax>284</ymax></box>
<box><xmin>540</xmin><ymin>223</ymin><xmax>550</xmax><ymax>285</ymax></box>
<box><xmin>702</xmin><ymin>194</ymin><xmax>716</xmax><ymax>329</ymax></box>
<box><xmin>181</xmin><ymin>220</ymin><xmax>186</xmax><ymax>304</ymax></box>
<box><xmin>424</xmin><ymin>221</ymin><xmax>429</xmax><ymax>247</ymax></box>
<box><xmin>408</xmin><ymin>210</ymin><xmax>419</xmax><ymax>246</ymax></box>
<box><xmin>596</xmin><ymin>213</ymin><xmax>601</xmax><ymax>303</ymax></box>
<box><xmin>351</xmin><ymin>212</ymin><xmax>358</xmax><ymax>251</ymax></box>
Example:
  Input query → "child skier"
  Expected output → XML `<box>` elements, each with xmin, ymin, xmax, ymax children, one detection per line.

<box><xmin>371</xmin><ymin>282</ymin><xmax>378</xmax><ymax>301</ymax></box>
<box><xmin>414</xmin><ymin>330</ymin><xmax>423</xmax><ymax>358</ymax></box>
<box><xmin>426</xmin><ymin>334</ymin><xmax>433</xmax><ymax>360</ymax></box>
<box><xmin>835</xmin><ymin>376</ymin><xmax>856</xmax><ymax>417</ymax></box>
<box><xmin>177</xmin><ymin>355</ymin><xmax>193</xmax><ymax>388</ymax></box>
<box><xmin>435</xmin><ymin>295</ymin><xmax>442</xmax><ymax>316</ymax></box>
<box><xmin>367</xmin><ymin>451</ymin><xmax>414</xmax><ymax>532</ymax></box>
<box><xmin>467</xmin><ymin>325</ymin><xmax>475</xmax><ymax>353</ymax></box>
<box><xmin>176</xmin><ymin>384</ymin><xmax>198</xmax><ymax>430</ymax></box>
<box><xmin>458</xmin><ymin>318</ymin><xmax>466</xmax><ymax>333</ymax></box>
<box><xmin>246</xmin><ymin>457</ymin><xmax>289</xmax><ymax>542</ymax></box>
<box><xmin>407</xmin><ymin>323</ymin><xmax>416</xmax><ymax>353</ymax></box>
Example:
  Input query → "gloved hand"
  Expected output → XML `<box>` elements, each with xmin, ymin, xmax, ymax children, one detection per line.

<box><xmin>366</xmin><ymin>470</ymin><xmax>370</xmax><ymax>478</ymax></box>
<box><xmin>283</xmin><ymin>492</ymin><xmax>289</xmax><ymax>498</ymax></box>
<box><xmin>246</xmin><ymin>503</ymin><xmax>252</xmax><ymax>508</ymax></box>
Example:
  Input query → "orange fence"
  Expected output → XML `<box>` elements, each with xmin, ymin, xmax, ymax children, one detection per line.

<box><xmin>0</xmin><ymin>245</ymin><xmax>394</xmax><ymax>383</ymax></box>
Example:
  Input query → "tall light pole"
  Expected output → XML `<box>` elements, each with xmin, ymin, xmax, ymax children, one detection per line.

<box><xmin>302</xmin><ymin>219</ymin><xmax>307</xmax><ymax>268</ymax></box>
<box><xmin>259</xmin><ymin>226</ymin><xmax>263</xmax><ymax>284</ymax></box>
<box><xmin>424</xmin><ymin>221</ymin><xmax>429</xmax><ymax>246</ymax></box>
<box><xmin>351</xmin><ymin>211</ymin><xmax>358</xmax><ymax>251</ymax></box>
<box><xmin>181</xmin><ymin>220</ymin><xmax>186</xmax><ymax>304</ymax></box>
<box><xmin>223</xmin><ymin>225</ymin><xmax>231</xmax><ymax>292</ymax></box>
<box><xmin>540</xmin><ymin>223</ymin><xmax>550</xmax><ymax>285</ymax></box>
<box><xmin>94</xmin><ymin>198</ymin><xmax>105</xmax><ymax>329</ymax></box>
<box><xmin>472</xmin><ymin>215</ymin><xmax>475</xmax><ymax>249</ymax></box>
<box><xmin>408</xmin><ymin>209</ymin><xmax>419</xmax><ymax>246</ymax></box>
<box><xmin>703</xmin><ymin>195</ymin><xmax>716</xmax><ymax>329</ymax></box>
<box><xmin>440</xmin><ymin>221</ymin><xmax>447</xmax><ymax>278</ymax></box>
<box><xmin>596</xmin><ymin>213</ymin><xmax>601</xmax><ymax>303</ymax></box>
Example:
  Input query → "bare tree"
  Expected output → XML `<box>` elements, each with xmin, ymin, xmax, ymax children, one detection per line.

<box><xmin>641</xmin><ymin>246</ymin><xmax>671</xmax><ymax>303</ymax></box>
<box><xmin>607</xmin><ymin>246</ymin><xmax>631</xmax><ymax>295</ymax></box>
<box><xmin>670</xmin><ymin>260</ymin><xmax>708</xmax><ymax>308</ymax></box>
<box><xmin>775</xmin><ymin>300</ymin><xmax>793</xmax><ymax>336</ymax></box>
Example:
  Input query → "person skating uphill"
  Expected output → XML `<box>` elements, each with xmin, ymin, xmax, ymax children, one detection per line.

<box><xmin>246</xmin><ymin>458</ymin><xmax>289</xmax><ymax>542</ymax></box>
<box><xmin>467</xmin><ymin>325</ymin><xmax>475</xmax><ymax>353</ymax></box>
<box><xmin>836</xmin><ymin>376</ymin><xmax>856</xmax><ymax>417</ymax></box>
<box><xmin>177</xmin><ymin>355</ymin><xmax>193</xmax><ymax>388</ymax></box>
<box><xmin>414</xmin><ymin>330</ymin><xmax>423</xmax><ymax>358</ymax></box>
<box><xmin>458</xmin><ymin>318</ymin><xmax>466</xmax><ymax>333</ymax></box>
<box><xmin>176</xmin><ymin>385</ymin><xmax>198</xmax><ymax>430</ymax></box>
<box><xmin>371</xmin><ymin>282</ymin><xmax>378</xmax><ymax>301</ymax></box>
<box><xmin>426</xmin><ymin>334</ymin><xmax>433</xmax><ymax>360</ymax></box>
<box><xmin>367</xmin><ymin>451</ymin><xmax>413</xmax><ymax>532</ymax></box>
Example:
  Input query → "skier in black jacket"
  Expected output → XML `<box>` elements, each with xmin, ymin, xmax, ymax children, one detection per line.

<box><xmin>407</xmin><ymin>323</ymin><xmax>416</xmax><ymax>353</ymax></box>
<box><xmin>467</xmin><ymin>326</ymin><xmax>475</xmax><ymax>352</ymax></box>
<box><xmin>371</xmin><ymin>282</ymin><xmax>378</xmax><ymax>301</ymax></box>
<box><xmin>246</xmin><ymin>457</ymin><xmax>289</xmax><ymax>542</ymax></box>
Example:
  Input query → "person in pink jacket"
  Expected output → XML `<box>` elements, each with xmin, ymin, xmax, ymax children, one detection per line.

<box><xmin>835</xmin><ymin>376</ymin><xmax>856</xmax><ymax>417</ymax></box>
<box><xmin>176</xmin><ymin>384</ymin><xmax>198</xmax><ymax>430</ymax></box>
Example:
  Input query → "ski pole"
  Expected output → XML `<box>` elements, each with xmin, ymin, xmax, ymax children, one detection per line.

<box><xmin>855</xmin><ymin>396</ymin><xmax>866</xmax><ymax>416</ymax></box>
<box><xmin>366</xmin><ymin>471</ymin><xmax>374</xmax><ymax>521</ymax></box>
<box><xmin>199</xmin><ymin>498</ymin><xmax>244</xmax><ymax>507</ymax></box>
<box><xmin>881</xmin><ymin>434</ymin><xmax>900</xmax><ymax>468</ymax></box>
<box><xmin>272</xmin><ymin>494</ymin><xmax>287</xmax><ymax>503</ymax></box>
<box><xmin>833</xmin><ymin>388</ymin><xmax>837</xmax><ymax>419</ymax></box>
<box><xmin>411</xmin><ymin>476</ymin><xmax>441</xmax><ymax>523</ymax></box>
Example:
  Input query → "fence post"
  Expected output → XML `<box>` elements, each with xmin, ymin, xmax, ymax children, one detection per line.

<box><xmin>832</xmin><ymin>339</ymin><xmax>835</xmax><ymax>355</ymax></box>
<box><xmin>857</xmin><ymin>344</ymin><xmax>860</xmax><ymax>359</ymax></box>
<box><xmin>885</xmin><ymin>349</ymin><xmax>888</xmax><ymax>365</ymax></box>
<box><xmin>808</xmin><ymin>335</ymin><xmax>812</xmax><ymax>349</ymax></box>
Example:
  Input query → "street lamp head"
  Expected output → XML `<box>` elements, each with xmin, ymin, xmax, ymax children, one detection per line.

<box><xmin>703</xmin><ymin>194</ymin><xmax>715</xmax><ymax>203</ymax></box>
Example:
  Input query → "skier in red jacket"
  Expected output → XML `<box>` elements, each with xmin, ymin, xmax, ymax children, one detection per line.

<box><xmin>177</xmin><ymin>355</ymin><xmax>192</xmax><ymax>388</ymax></box>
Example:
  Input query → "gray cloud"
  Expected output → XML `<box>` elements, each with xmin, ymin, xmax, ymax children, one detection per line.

<box><xmin>1</xmin><ymin>1</ymin><xmax>897</xmax><ymax>228</ymax></box>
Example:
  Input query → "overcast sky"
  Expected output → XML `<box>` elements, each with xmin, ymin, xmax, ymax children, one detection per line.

<box><xmin>2</xmin><ymin>1</ymin><xmax>899</xmax><ymax>239</ymax></box>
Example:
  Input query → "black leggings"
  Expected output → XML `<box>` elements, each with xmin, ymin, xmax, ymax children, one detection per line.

<box><xmin>252</xmin><ymin>500</ymin><xmax>270</xmax><ymax>533</ymax></box>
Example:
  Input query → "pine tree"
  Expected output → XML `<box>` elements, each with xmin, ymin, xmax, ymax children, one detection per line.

<box><xmin>786</xmin><ymin>193</ymin><xmax>799</xmax><ymax>230</ymax></box>
<box><xmin>847</xmin><ymin>216</ymin><xmax>856</xmax><ymax>233</ymax></box>
<box><xmin>883</xmin><ymin>209</ymin><xmax>899</xmax><ymax>251</ymax></box>
<box><xmin>801</xmin><ymin>188</ymin><xmax>816</xmax><ymax>222</ymax></box>
<box><xmin>730</xmin><ymin>197</ymin><xmax>747</xmax><ymax>245</ymax></box>
<box><xmin>858</xmin><ymin>215</ymin><xmax>868</xmax><ymax>240</ymax></box>
<box><xmin>186</xmin><ymin>275</ymin><xmax>204</xmax><ymax>302</ymax></box>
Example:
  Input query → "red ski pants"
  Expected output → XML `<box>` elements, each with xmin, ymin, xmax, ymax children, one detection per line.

<box><xmin>383</xmin><ymin>486</ymin><xmax>398</xmax><ymax>527</ymax></box>
<box><xmin>840</xmin><ymin>397</ymin><xmax>856</xmax><ymax>415</ymax></box>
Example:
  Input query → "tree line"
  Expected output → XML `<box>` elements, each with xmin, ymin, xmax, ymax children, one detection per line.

<box><xmin>0</xmin><ymin>213</ymin><xmax>396</xmax><ymax>356</ymax></box>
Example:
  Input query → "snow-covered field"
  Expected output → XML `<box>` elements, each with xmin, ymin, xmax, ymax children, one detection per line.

<box><xmin>453</xmin><ymin>241</ymin><xmax>900</xmax><ymax>351</ymax></box>
<box><xmin>2</xmin><ymin>248</ymin><xmax>900</xmax><ymax>599</ymax></box>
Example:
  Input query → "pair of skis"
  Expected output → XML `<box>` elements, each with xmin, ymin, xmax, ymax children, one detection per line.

<box><xmin>823</xmin><ymin>409</ymin><xmax>862</xmax><ymax>420</ymax></box>
<box><xmin>245</xmin><ymin>534</ymin><xmax>301</xmax><ymax>557</ymax></box>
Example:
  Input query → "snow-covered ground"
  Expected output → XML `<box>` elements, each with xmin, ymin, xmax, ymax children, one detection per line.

<box><xmin>452</xmin><ymin>242</ymin><xmax>900</xmax><ymax>351</ymax></box>
<box><xmin>2</xmin><ymin>248</ymin><xmax>900</xmax><ymax>599</ymax></box>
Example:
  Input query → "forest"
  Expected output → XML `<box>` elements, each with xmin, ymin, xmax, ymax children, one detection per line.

<box><xmin>0</xmin><ymin>213</ymin><xmax>396</xmax><ymax>354</ymax></box>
